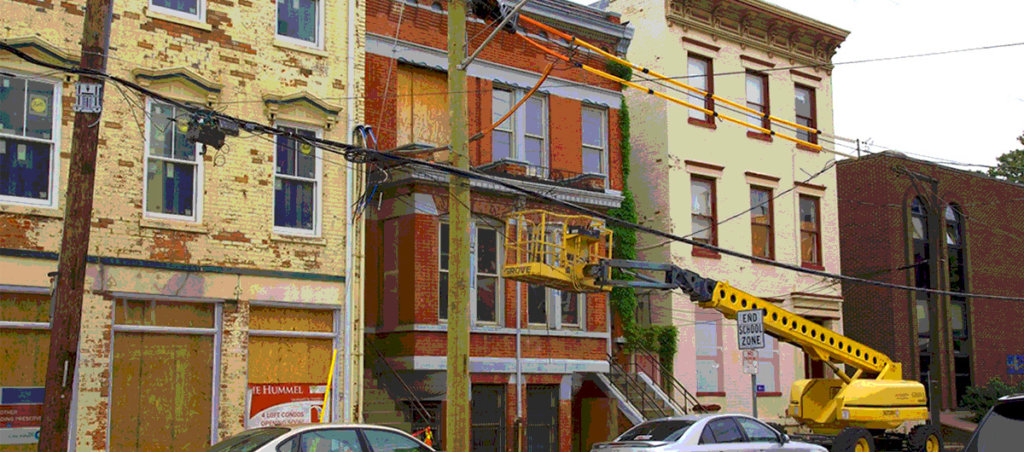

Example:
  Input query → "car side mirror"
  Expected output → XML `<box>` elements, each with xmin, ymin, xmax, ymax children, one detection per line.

<box><xmin>780</xmin><ymin>433</ymin><xmax>790</xmax><ymax>444</ymax></box>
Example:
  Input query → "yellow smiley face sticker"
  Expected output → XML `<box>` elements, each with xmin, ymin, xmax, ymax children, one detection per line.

<box><xmin>29</xmin><ymin>96</ymin><xmax>48</xmax><ymax>114</ymax></box>
<box><xmin>300</xmin><ymin>143</ymin><xmax>313</xmax><ymax>155</ymax></box>
<box><xmin>177</xmin><ymin>121</ymin><xmax>189</xmax><ymax>134</ymax></box>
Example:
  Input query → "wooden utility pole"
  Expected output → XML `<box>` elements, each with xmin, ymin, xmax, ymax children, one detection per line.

<box><xmin>925</xmin><ymin>174</ymin><xmax>945</xmax><ymax>427</ymax></box>
<box><xmin>446</xmin><ymin>0</ymin><xmax>471</xmax><ymax>451</ymax></box>
<box><xmin>38</xmin><ymin>0</ymin><xmax>114</xmax><ymax>450</ymax></box>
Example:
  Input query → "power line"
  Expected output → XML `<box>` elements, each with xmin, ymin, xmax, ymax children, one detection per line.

<box><xmin>8</xmin><ymin>40</ymin><xmax>1024</xmax><ymax>303</ymax></box>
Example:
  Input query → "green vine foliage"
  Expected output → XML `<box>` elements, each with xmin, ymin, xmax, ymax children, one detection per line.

<box><xmin>606</xmin><ymin>60</ymin><xmax>679</xmax><ymax>370</ymax></box>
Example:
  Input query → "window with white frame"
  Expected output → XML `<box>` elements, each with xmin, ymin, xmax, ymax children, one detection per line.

<box><xmin>274</xmin><ymin>125</ymin><xmax>321</xmax><ymax>235</ymax></box>
<box><xmin>145</xmin><ymin>100</ymin><xmax>201</xmax><ymax>220</ymax></box>
<box><xmin>527</xmin><ymin>285</ymin><xmax>584</xmax><ymax>329</ymax></box>
<box><xmin>150</xmin><ymin>0</ymin><xmax>205</xmax><ymax>22</ymax></box>
<box><xmin>439</xmin><ymin>221</ymin><xmax>503</xmax><ymax>324</ymax></box>
<box><xmin>581</xmin><ymin>106</ymin><xmax>606</xmax><ymax>176</ymax></box>
<box><xmin>695</xmin><ymin>314</ymin><xmax>723</xmax><ymax>393</ymax></box>
<box><xmin>491</xmin><ymin>87</ymin><xmax>547</xmax><ymax>176</ymax></box>
<box><xmin>277</xmin><ymin>0</ymin><xmax>322</xmax><ymax>47</ymax></box>
<box><xmin>0</xmin><ymin>72</ymin><xmax>59</xmax><ymax>207</ymax></box>
<box><xmin>756</xmin><ymin>334</ymin><xmax>779</xmax><ymax>393</ymax></box>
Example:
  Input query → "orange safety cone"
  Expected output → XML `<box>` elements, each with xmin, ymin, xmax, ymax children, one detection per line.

<box><xmin>424</xmin><ymin>427</ymin><xmax>433</xmax><ymax>447</ymax></box>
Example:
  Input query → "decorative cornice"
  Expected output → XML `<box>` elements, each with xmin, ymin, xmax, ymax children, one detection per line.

<box><xmin>262</xmin><ymin>91</ymin><xmax>342</xmax><ymax>128</ymax></box>
<box><xmin>1</xmin><ymin>37</ymin><xmax>78</xmax><ymax>66</ymax></box>
<box><xmin>681</xmin><ymin>36</ymin><xmax>720</xmax><ymax>53</ymax></box>
<box><xmin>666</xmin><ymin>0</ymin><xmax>849</xmax><ymax>68</ymax></box>
<box><xmin>132</xmin><ymin>67</ymin><xmax>223</xmax><ymax>104</ymax></box>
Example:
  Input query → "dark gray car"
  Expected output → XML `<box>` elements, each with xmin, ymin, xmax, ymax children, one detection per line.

<box><xmin>962</xmin><ymin>393</ymin><xmax>1024</xmax><ymax>452</ymax></box>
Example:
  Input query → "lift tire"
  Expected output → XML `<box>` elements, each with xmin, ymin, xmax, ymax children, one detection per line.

<box><xmin>832</xmin><ymin>427</ymin><xmax>875</xmax><ymax>452</ymax></box>
<box><xmin>906</xmin><ymin>423</ymin><xmax>943</xmax><ymax>452</ymax></box>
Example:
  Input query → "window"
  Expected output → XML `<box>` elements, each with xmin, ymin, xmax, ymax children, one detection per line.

<box><xmin>274</xmin><ymin>125</ymin><xmax>321</xmax><ymax>235</ymax></box>
<box><xmin>756</xmin><ymin>334</ymin><xmax>779</xmax><ymax>393</ymax></box>
<box><xmin>794</xmin><ymin>85</ymin><xmax>816</xmax><ymax>144</ymax></box>
<box><xmin>526</xmin><ymin>385</ymin><xmax>559</xmax><ymax>452</ymax></box>
<box><xmin>945</xmin><ymin>204</ymin><xmax>971</xmax><ymax>404</ymax></box>
<box><xmin>277</xmin><ymin>0</ymin><xmax>322</xmax><ymax>47</ymax></box>
<box><xmin>799</xmin><ymin>195</ymin><xmax>821</xmax><ymax>266</ymax></box>
<box><xmin>150</xmin><ymin>0</ymin><xmax>205</xmax><ymax>22</ymax></box>
<box><xmin>396</xmin><ymin>65</ymin><xmax>448</xmax><ymax>146</ymax></box>
<box><xmin>701</xmin><ymin>418</ymin><xmax>744</xmax><ymax>444</ymax></box>
<box><xmin>492</xmin><ymin>88</ymin><xmax>547</xmax><ymax>175</ymax></box>
<box><xmin>687</xmin><ymin>55</ymin><xmax>714</xmax><ymax>122</ymax></box>
<box><xmin>0</xmin><ymin>72</ymin><xmax>58</xmax><ymax>207</ymax></box>
<box><xmin>527</xmin><ymin>285</ymin><xmax>584</xmax><ymax>329</ymax></box>
<box><xmin>363</xmin><ymin>428</ymin><xmax>432</xmax><ymax>452</ymax></box>
<box><xmin>581</xmin><ymin>106</ymin><xmax>607</xmax><ymax>176</ymax></box>
<box><xmin>618</xmin><ymin>420</ymin><xmax>695</xmax><ymax>442</ymax></box>
<box><xmin>439</xmin><ymin>223</ymin><xmax>450</xmax><ymax>321</ymax></box>
<box><xmin>745</xmin><ymin>72</ymin><xmax>769</xmax><ymax>132</ymax></box>
<box><xmin>695</xmin><ymin>314</ymin><xmax>722</xmax><ymax>393</ymax></box>
<box><xmin>145</xmin><ymin>100</ymin><xmax>201</xmax><ymax>220</ymax></box>
<box><xmin>280</xmin><ymin>429</ymin><xmax>362</xmax><ymax>452</ymax></box>
<box><xmin>471</xmin><ymin>385</ymin><xmax>506</xmax><ymax>452</ymax></box>
<box><xmin>735</xmin><ymin>417</ymin><xmax>778</xmax><ymax>442</ymax></box>
<box><xmin>691</xmin><ymin>177</ymin><xmax>716</xmax><ymax>245</ymax></box>
<box><xmin>750</xmin><ymin>187</ymin><xmax>773</xmax><ymax>259</ymax></box>
<box><xmin>438</xmin><ymin>222</ymin><xmax>502</xmax><ymax>324</ymax></box>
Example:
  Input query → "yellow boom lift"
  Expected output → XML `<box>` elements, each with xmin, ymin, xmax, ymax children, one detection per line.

<box><xmin>502</xmin><ymin>210</ymin><xmax>941</xmax><ymax>452</ymax></box>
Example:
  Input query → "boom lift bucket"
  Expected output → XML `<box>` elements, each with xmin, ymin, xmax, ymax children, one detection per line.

<box><xmin>502</xmin><ymin>210</ymin><xmax>612</xmax><ymax>292</ymax></box>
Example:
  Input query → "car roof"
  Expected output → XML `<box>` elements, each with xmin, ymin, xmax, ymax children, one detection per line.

<box><xmin>277</xmin><ymin>423</ymin><xmax>416</xmax><ymax>434</ymax></box>
<box><xmin>998</xmin><ymin>393</ymin><xmax>1024</xmax><ymax>402</ymax></box>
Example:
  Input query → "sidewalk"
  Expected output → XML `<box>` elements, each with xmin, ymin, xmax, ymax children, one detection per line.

<box><xmin>940</xmin><ymin>411</ymin><xmax>977</xmax><ymax>452</ymax></box>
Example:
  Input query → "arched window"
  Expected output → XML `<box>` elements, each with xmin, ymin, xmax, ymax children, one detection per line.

<box><xmin>910</xmin><ymin>197</ymin><xmax>931</xmax><ymax>388</ymax></box>
<box><xmin>945</xmin><ymin>204</ymin><xmax>971</xmax><ymax>404</ymax></box>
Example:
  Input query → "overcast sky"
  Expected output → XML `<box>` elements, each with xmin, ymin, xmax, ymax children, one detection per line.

<box><xmin>584</xmin><ymin>0</ymin><xmax>1024</xmax><ymax>168</ymax></box>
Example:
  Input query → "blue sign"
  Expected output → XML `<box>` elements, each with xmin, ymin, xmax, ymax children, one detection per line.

<box><xmin>1008</xmin><ymin>355</ymin><xmax>1024</xmax><ymax>375</ymax></box>
<box><xmin>0</xmin><ymin>387</ymin><xmax>44</xmax><ymax>405</ymax></box>
<box><xmin>756</xmin><ymin>384</ymin><xmax>766</xmax><ymax>392</ymax></box>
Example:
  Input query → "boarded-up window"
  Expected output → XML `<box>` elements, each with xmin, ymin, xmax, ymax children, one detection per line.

<box><xmin>396</xmin><ymin>65</ymin><xmax>449</xmax><ymax>146</ymax></box>
<box><xmin>0</xmin><ymin>293</ymin><xmax>49</xmax><ymax>452</ymax></box>
<box><xmin>110</xmin><ymin>300</ymin><xmax>215</xmax><ymax>451</ymax></box>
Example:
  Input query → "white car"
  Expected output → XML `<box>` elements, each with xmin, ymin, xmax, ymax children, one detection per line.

<box><xmin>209</xmin><ymin>423</ymin><xmax>435</xmax><ymax>452</ymax></box>
<box><xmin>590</xmin><ymin>414</ymin><xmax>826</xmax><ymax>452</ymax></box>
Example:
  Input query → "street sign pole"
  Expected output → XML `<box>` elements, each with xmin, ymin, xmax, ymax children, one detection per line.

<box><xmin>738</xmin><ymin>309</ymin><xmax>765</xmax><ymax>419</ymax></box>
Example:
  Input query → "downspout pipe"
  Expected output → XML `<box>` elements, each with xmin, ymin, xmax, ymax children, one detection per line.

<box><xmin>342</xmin><ymin>0</ymin><xmax>358</xmax><ymax>423</ymax></box>
<box><xmin>516</xmin><ymin>281</ymin><xmax>523</xmax><ymax>450</ymax></box>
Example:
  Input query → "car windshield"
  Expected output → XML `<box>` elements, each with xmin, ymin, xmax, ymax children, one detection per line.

<box><xmin>617</xmin><ymin>420</ymin><xmax>695</xmax><ymax>442</ymax></box>
<box><xmin>209</xmin><ymin>427</ymin><xmax>291</xmax><ymax>452</ymax></box>
<box><xmin>964</xmin><ymin>400</ymin><xmax>1024</xmax><ymax>452</ymax></box>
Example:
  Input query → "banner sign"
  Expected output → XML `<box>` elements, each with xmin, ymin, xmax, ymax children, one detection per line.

<box><xmin>247</xmin><ymin>383</ymin><xmax>327</xmax><ymax>428</ymax></box>
<box><xmin>0</xmin><ymin>387</ymin><xmax>44</xmax><ymax>445</ymax></box>
<box><xmin>1008</xmin><ymin>354</ymin><xmax>1024</xmax><ymax>375</ymax></box>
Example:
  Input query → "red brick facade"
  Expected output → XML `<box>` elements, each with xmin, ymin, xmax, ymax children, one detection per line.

<box><xmin>363</xmin><ymin>0</ymin><xmax>630</xmax><ymax>449</ymax></box>
<box><xmin>837</xmin><ymin>152</ymin><xmax>1024</xmax><ymax>410</ymax></box>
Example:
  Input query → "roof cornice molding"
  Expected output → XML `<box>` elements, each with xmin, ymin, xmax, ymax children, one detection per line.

<box><xmin>666</xmin><ymin>0</ymin><xmax>849</xmax><ymax>69</ymax></box>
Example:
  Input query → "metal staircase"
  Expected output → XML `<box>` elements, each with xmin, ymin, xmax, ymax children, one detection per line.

<box><xmin>597</xmin><ymin>345</ymin><xmax>707</xmax><ymax>425</ymax></box>
<box><xmin>362</xmin><ymin>337</ymin><xmax>436</xmax><ymax>437</ymax></box>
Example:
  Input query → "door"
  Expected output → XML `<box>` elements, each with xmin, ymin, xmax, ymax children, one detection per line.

<box><xmin>526</xmin><ymin>385</ymin><xmax>559</xmax><ymax>452</ymax></box>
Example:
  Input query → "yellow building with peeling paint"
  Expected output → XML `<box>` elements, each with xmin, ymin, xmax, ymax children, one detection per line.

<box><xmin>605</xmin><ymin>0</ymin><xmax>848</xmax><ymax>425</ymax></box>
<box><xmin>0</xmin><ymin>0</ymin><xmax>364</xmax><ymax>450</ymax></box>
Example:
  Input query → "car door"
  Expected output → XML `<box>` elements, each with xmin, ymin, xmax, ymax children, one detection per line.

<box><xmin>733</xmin><ymin>417</ymin><xmax>789</xmax><ymax>452</ymax></box>
<box><xmin>690</xmin><ymin>417</ymin><xmax>758</xmax><ymax>452</ymax></box>
<box><xmin>276</xmin><ymin>428</ymin><xmax>365</xmax><ymax>452</ymax></box>
<box><xmin>360</xmin><ymin>428</ymin><xmax>433</xmax><ymax>452</ymax></box>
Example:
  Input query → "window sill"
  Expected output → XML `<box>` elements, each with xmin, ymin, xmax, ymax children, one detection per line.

<box><xmin>273</xmin><ymin>39</ymin><xmax>328</xmax><ymax>57</ymax></box>
<box><xmin>757</xmin><ymin>392</ymin><xmax>783</xmax><ymax>397</ymax></box>
<box><xmin>801</xmin><ymin>262</ymin><xmax>825</xmax><ymax>271</ymax></box>
<box><xmin>144</xmin><ymin>7</ymin><xmax>212</xmax><ymax>32</ymax></box>
<box><xmin>692</xmin><ymin>247</ymin><xmax>721</xmax><ymax>260</ymax></box>
<box><xmin>0</xmin><ymin>202</ymin><xmax>62</xmax><ymax>219</ymax></box>
<box><xmin>688</xmin><ymin>117</ymin><xmax>717</xmax><ymax>130</ymax></box>
<box><xmin>796</xmin><ymin>143</ymin><xmax>821</xmax><ymax>153</ymax></box>
<box><xmin>696</xmin><ymin>391</ymin><xmax>725</xmax><ymax>397</ymax></box>
<box><xmin>140</xmin><ymin>217</ymin><xmax>208</xmax><ymax>233</ymax></box>
<box><xmin>746</xmin><ymin>131</ymin><xmax>774</xmax><ymax>143</ymax></box>
<box><xmin>271</xmin><ymin>233</ymin><xmax>327</xmax><ymax>246</ymax></box>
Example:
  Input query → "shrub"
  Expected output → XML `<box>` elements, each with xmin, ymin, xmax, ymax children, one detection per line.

<box><xmin>960</xmin><ymin>377</ymin><xmax>1024</xmax><ymax>422</ymax></box>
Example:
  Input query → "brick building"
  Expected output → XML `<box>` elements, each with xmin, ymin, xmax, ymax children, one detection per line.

<box><xmin>606</xmin><ymin>0</ymin><xmax>848</xmax><ymax>423</ymax></box>
<box><xmin>838</xmin><ymin>151</ymin><xmax>1024</xmax><ymax>411</ymax></box>
<box><xmin>1</xmin><ymin>0</ymin><xmax>363</xmax><ymax>450</ymax></box>
<box><xmin>362</xmin><ymin>0</ymin><xmax>632</xmax><ymax>450</ymax></box>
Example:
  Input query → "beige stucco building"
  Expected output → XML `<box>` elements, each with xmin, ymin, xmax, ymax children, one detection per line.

<box><xmin>1</xmin><ymin>0</ymin><xmax>364</xmax><ymax>450</ymax></box>
<box><xmin>605</xmin><ymin>0</ymin><xmax>849</xmax><ymax>423</ymax></box>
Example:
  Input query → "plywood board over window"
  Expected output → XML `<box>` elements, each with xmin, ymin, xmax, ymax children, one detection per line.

<box><xmin>110</xmin><ymin>299</ymin><xmax>217</xmax><ymax>451</ymax></box>
<box><xmin>0</xmin><ymin>293</ymin><xmax>50</xmax><ymax>452</ymax></box>
<box><xmin>248</xmin><ymin>306</ymin><xmax>334</xmax><ymax>385</ymax></box>
<box><xmin>396</xmin><ymin>65</ymin><xmax>449</xmax><ymax>146</ymax></box>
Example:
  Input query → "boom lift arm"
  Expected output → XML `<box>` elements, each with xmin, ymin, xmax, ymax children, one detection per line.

<box><xmin>585</xmin><ymin>260</ymin><xmax>903</xmax><ymax>382</ymax></box>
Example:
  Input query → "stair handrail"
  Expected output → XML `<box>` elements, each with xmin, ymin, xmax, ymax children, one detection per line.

<box><xmin>366</xmin><ymin>335</ymin><xmax>434</xmax><ymax>423</ymax></box>
<box><xmin>633</xmin><ymin>343</ymin><xmax>705</xmax><ymax>414</ymax></box>
<box><xmin>607</xmin><ymin>353</ymin><xmax>672</xmax><ymax>419</ymax></box>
